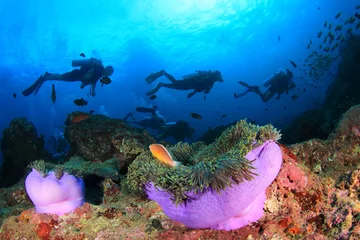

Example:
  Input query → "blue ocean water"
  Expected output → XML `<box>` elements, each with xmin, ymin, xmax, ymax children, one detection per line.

<box><xmin>0</xmin><ymin>0</ymin><xmax>359</xmax><ymax>160</ymax></box>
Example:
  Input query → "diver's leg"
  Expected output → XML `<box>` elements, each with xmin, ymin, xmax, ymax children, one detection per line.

<box><xmin>258</xmin><ymin>90</ymin><xmax>274</xmax><ymax>103</ymax></box>
<box><xmin>146</xmin><ymin>82</ymin><xmax>165</xmax><ymax>96</ymax></box>
<box><xmin>22</xmin><ymin>75</ymin><xmax>45</xmax><ymax>96</ymax></box>
<box><xmin>44</xmin><ymin>70</ymin><xmax>83</xmax><ymax>82</ymax></box>
<box><xmin>234</xmin><ymin>89</ymin><xmax>251</xmax><ymax>99</ymax></box>
<box><xmin>122</xmin><ymin>112</ymin><xmax>135</xmax><ymax>121</ymax></box>
<box><xmin>145</xmin><ymin>70</ymin><xmax>166</xmax><ymax>84</ymax></box>
<box><xmin>163</xmin><ymin>72</ymin><xmax>178</xmax><ymax>83</ymax></box>
<box><xmin>187</xmin><ymin>90</ymin><xmax>197</xmax><ymax>98</ymax></box>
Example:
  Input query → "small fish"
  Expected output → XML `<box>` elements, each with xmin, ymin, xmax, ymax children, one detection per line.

<box><xmin>355</xmin><ymin>12</ymin><xmax>360</xmax><ymax>19</ymax></box>
<box><xmin>51</xmin><ymin>84</ymin><xmax>56</xmax><ymax>104</ymax></box>
<box><xmin>335</xmin><ymin>12</ymin><xmax>341</xmax><ymax>19</ymax></box>
<box><xmin>100</xmin><ymin>76</ymin><xmax>112</xmax><ymax>86</ymax></box>
<box><xmin>336</xmin><ymin>35</ymin><xmax>342</xmax><ymax>40</ymax></box>
<box><xmin>310</xmin><ymin>39</ymin><xmax>312</xmax><ymax>45</ymax></box>
<box><xmin>317</xmin><ymin>7</ymin><xmax>321</xmax><ymax>10</ymax></box>
<box><xmin>80</xmin><ymin>53</ymin><xmax>85</xmax><ymax>57</ymax></box>
<box><xmin>347</xmin><ymin>28</ymin><xmax>353</xmax><ymax>34</ymax></box>
<box><xmin>324</xmin><ymin>21</ymin><xmax>327</xmax><ymax>27</ymax></box>
<box><xmin>149</xmin><ymin>95</ymin><xmax>157</xmax><ymax>100</ymax></box>
<box><xmin>278</xmin><ymin>35</ymin><xmax>281</xmax><ymax>43</ymax></box>
<box><xmin>334</xmin><ymin>24</ymin><xmax>342</xmax><ymax>31</ymax></box>
<box><xmin>317</xmin><ymin>31</ymin><xmax>322</xmax><ymax>38</ymax></box>
<box><xmin>284</xmin><ymin>106</ymin><xmax>287</xmax><ymax>110</ymax></box>
<box><xmin>291</xmin><ymin>95</ymin><xmax>299</xmax><ymax>100</ymax></box>
<box><xmin>289</xmin><ymin>60</ymin><xmax>297</xmax><ymax>68</ymax></box>
<box><xmin>74</xmin><ymin>98</ymin><xmax>88</xmax><ymax>106</ymax></box>
<box><xmin>303</xmin><ymin>88</ymin><xmax>306</xmax><ymax>92</ymax></box>
<box><xmin>265</xmin><ymin>108</ymin><xmax>268</xmax><ymax>111</ymax></box>
<box><xmin>349</xmin><ymin>16</ymin><xmax>356</xmax><ymax>24</ymax></box>
<box><xmin>149</xmin><ymin>144</ymin><xmax>179</xmax><ymax>168</ymax></box>
<box><xmin>356</xmin><ymin>22</ymin><xmax>360</xmax><ymax>30</ymax></box>
<box><xmin>12</xmin><ymin>93</ymin><xmax>16</xmax><ymax>98</ymax></box>
<box><xmin>329</xmin><ymin>23</ymin><xmax>332</xmax><ymax>30</ymax></box>
<box><xmin>323</xmin><ymin>35</ymin><xmax>328</xmax><ymax>43</ymax></box>
<box><xmin>307</xmin><ymin>44</ymin><xmax>311</xmax><ymax>49</ymax></box>
<box><xmin>221</xmin><ymin>114</ymin><xmax>227</xmax><ymax>119</ymax></box>
<box><xmin>70</xmin><ymin>113</ymin><xmax>90</xmax><ymax>124</ymax></box>
<box><xmin>89</xmin><ymin>110</ymin><xmax>95</xmax><ymax>114</ymax></box>
<box><xmin>152</xmin><ymin>105</ymin><xmax>158</xmax><ymax>109</ymax></box>
<box><xmin>190</xmin><ymin>112</ymin><xmax>202</xmax><ymax>120</ymax></box>
<box><xmin>319</xmin><ymin>44</ymin><xmax>322</xmax><ymax>49</ymax></box>
<box><xmin>356</xmin><ymin>5</ymin><xmax>360</xmax><ymax>10</ymax></box>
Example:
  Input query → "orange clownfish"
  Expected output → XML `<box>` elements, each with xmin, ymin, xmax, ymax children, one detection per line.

<box><xmin>149</xmin><ymin>144</ymin><xmax>180</xmax><ymax>168</ymax></box>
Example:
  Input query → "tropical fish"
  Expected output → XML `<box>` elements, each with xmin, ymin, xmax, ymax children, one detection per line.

<box><xmin>71</xmin><ymin>113</ymin><xmax>90</xmax><ymax>124</ymax></box>
<box><xmin>149</xmin><ymin>95</ymin><xmax>157</xmax><ymax>100</ymax></box>
<box><xmin>289</xmin><ymin>60</ymin><xmax>297</xmax><ymax>68</ymax></box>
<box><xmin>190</xmin><ymin>112</ymin><xmax>202</xmax><ymax>120</ymax></box>
<box><xmin>51</xmin><ymin>84</ymin><xmax>56</xmax><ymax>104</ymax></box>
<box><xmin>149</xmin><ymin>144</ymin><xmax>179</xmax><ymax>168</ymax></box>
<box><xmin>334</xmin><ymin>24</ymin><xmax>342</xmax><ymax>31</ymax></box>
<box><xmin>335</xmin><ymin>12</ymin><xmax>341</xmax><ymax>19</ymax></box>
<box><xmin>100</xmin><ymin>76</ymin><xmax>112</xmax><ymax>86</ymax></box>
<box><xmin>74</xmin><ymin>98</ymin><xmax>87</xmax><ymax>106</ymax></box>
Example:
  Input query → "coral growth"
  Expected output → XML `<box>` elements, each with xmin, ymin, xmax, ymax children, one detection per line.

<box><xmin>0</xmin><ymin>117</ymin><xmax>51</xmax><ymax>187</ymax></box>
<box><xmin>64</xmin><ymin>112</ymin><xmax>155</xmax><ymax>171</ymax></box>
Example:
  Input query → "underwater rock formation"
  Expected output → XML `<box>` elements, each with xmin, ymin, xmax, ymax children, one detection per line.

<box><xmin>282</xmin><ymin>33</ymin><xmax>360</xmax><ymax>144</ymax></box>
<box><xmin>0</xmin><ymin>117</ymin><xmax>50</xmax><ymax>187</ymax></box>
<box><xmin>64</xmin><ymin>112</ymin><xmax>155</xmax><ymax>172</ymax></box>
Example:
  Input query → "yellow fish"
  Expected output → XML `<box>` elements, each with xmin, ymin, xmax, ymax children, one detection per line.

<box><xmin>149</xmin><ymin>144</ymin><xmax>180</xmax><ymax>168</ymax></box>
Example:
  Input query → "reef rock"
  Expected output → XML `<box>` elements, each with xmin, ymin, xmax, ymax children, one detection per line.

<box><xmin>64</xmin><ymin>112</ymin><xmax>156</xmax><ymax>172</ymax></box>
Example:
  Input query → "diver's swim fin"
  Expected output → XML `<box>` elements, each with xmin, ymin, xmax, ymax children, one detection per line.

<box><xmin>22</xmin><ymin>75</ymin><xmax>45</xmax><ymax>96</ymax></box>
<box><xmin>145</xmin><ymin>70</ymin><xmax>165</xmax><ymax>84</ymax></box>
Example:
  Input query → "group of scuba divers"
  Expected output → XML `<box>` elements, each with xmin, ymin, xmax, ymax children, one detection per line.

<box><xmin>22</xmin><ymin>57</ymin><xmax>296</xmax><ymax>143</ymax></box>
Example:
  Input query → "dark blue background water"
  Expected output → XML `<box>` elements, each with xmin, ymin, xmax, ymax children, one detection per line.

<box><xmin>0</xmin><ymin>0</ymin><xmax>359</xmax><ymax>161</ymax></box>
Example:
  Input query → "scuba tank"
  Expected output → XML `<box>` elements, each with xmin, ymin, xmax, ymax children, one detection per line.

<box><xmin>183</xmin><ymin>72</ymin><xmax>201</xmax><ymax>80</ymax></box>
<box><xmin>72</xmin><ymin>59</ymin><xmax>93</xmax><ymax>68</ymax></box>
<box><xmin>263</xmin><ymin>68</ymin><xmax>285</xmax><ymax>87</ymax></box>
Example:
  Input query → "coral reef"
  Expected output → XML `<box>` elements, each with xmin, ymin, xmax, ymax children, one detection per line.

<box><xmin>0</xmin><ymin>117</ymin><xmax>51</xmax><ymax>187</ymax></box>
<box><xmin>64</xmin><ymin>112</ymin><xmax>156</xmax><ymax>171</ymax></box>
<box><xmin>0</xmin><ymin>105</ymin><xmax>359</xmax><ymax>238</ymax></box>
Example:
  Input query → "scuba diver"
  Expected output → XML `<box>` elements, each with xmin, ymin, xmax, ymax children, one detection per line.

<box><xmin>145</xmin><ymin>69</ymin><xmax>224</xmax><ymax>98</ymax></box>
<box><xmin>157</xmin><ymin>120</ymin><xmax>195</xmax><ymax>142</ymax></box>
<box><xmin>122</xmin><ymin>107</ymin><xmax>194</xmax><ymax>142</ymax></box>
<box><xmin>122</xmin><ymin>107</ymin><xmax>176</xmax><ymax>131</ymax></box>
<box><xmin>234</xmin><ymin>68</ymin><xmax>296</xmax><ymax>102</ymax></box>
<box><xmin>22</xmin><ymin>58</ymin><xmax>114</xmax><ymax>97</ymax></box>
